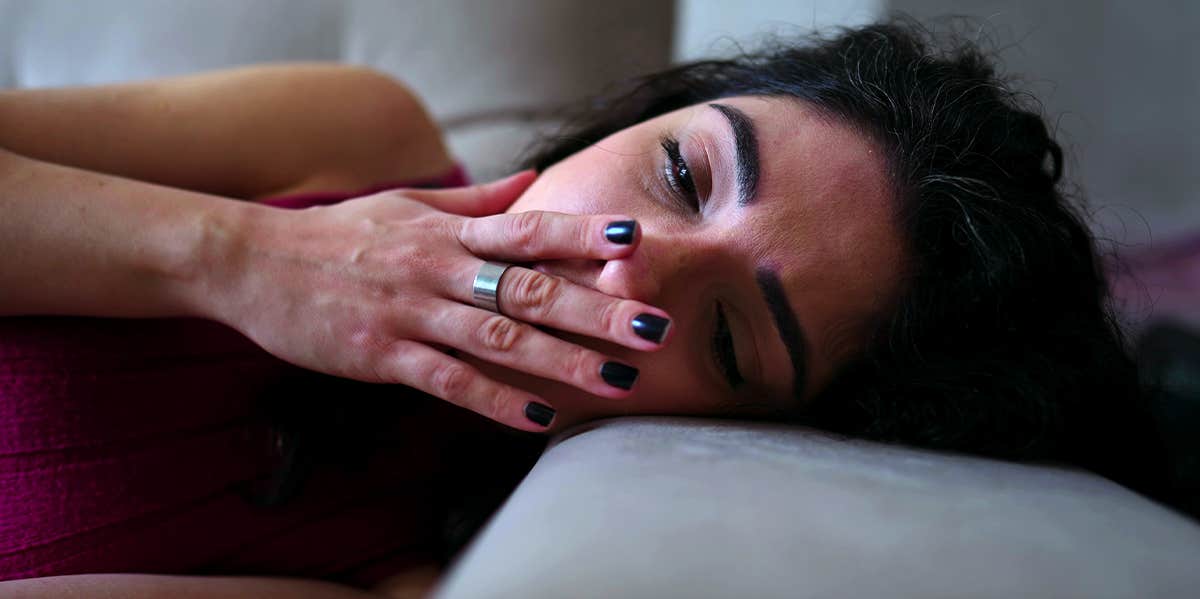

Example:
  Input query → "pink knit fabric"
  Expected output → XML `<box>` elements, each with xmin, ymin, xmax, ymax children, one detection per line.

<box><xmin>0</xmin><ymin>167</ymin><xmax>470</xmax><ymax>585</ymax></box>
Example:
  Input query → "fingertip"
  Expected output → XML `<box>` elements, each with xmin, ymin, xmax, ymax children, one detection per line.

<box><xmin>628</xmin><ymin>310</ymin><xmax>672</xmax><ymax>350</ymax></box>
<box><xmin>523</xmin><ymin>400</ymin><xmax>556</xmax><ymax>428</ymax></box>
<box><xmin>598</xmin><ymin>361</ymin><xmax>639</xmax><ymax>395</ymax></box>
<box><xmin>603</xmin><ymin>218</ymin><xmax>639</xmax><ymax>247</ymax></box>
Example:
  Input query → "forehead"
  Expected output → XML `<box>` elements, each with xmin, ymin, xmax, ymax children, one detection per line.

<box><xmin>714</xmin><ymin>96</ymin><xmax>904</xmax><ymax>385</ymax></box>
<box><xmin>718</xmin><ymin>96</ymin><xmax>886</xmax><ymax>206</ymax></box>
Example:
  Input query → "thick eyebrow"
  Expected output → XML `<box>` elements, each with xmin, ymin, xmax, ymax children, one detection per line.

<box><xmin>755</xmin><ymin>268</ymin><xmax>808</xmax><ymax>408</ymax></box>
<box><xmin>708</xmin><ymin>103</ymin><xmax>760</xmax><ymax>206</ymax></box>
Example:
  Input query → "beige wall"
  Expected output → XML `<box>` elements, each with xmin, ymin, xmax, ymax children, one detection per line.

<box><xmin>674</xmin><ymin>0</ymin><xmax>1200</xmax><ymax>247</ymax></box>
<box><xmin>893</xmin><ymin>0</ymin><xmax>1200</xmax><ymax>247</ymax></box>
<box><xmin>674</xmin><ymin>0</ymin><xmax>884</xmax><ymax>60</ymax></box>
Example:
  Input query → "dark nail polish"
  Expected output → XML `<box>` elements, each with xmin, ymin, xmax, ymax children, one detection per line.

<box><xmin>605</xmin><ymin>220</ymin><xmax>637</xmax><ymax>245</ymax></box>
<box><xmin>525</xmin><ymin>402</ymin><xmax>556</xmax><ymax>427</ymax></box>
<box><xmin>631</xmin><ymin>313</ymin><xmax>671</xmax><ymax>344</ymax></box>
<box><xmin>601</xmin><ymin>362</ymin><xmax>639</xmax><ymax>390</ymax></box>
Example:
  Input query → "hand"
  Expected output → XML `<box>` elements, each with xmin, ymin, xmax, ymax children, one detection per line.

<box><xmin>198</xmin><ymin>172</ymin><xmax>672</xmax><ymax>431</ymax></box>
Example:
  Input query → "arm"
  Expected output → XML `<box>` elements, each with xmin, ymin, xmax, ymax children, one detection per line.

<box><xmin>0</xmin><ymin>63</ymin><xmax>453</xmax><ymax>200</ymax></box>
<box><xmin>0</xmin><ymin>63</ymin><xmax>453</xmax><ymax>317</ymax></box>
<box><xmin>0</xmin><ymin>63</ymin><xmax>673</xmax><ymax>432</ymax></box>
<box><xmin>0</xmin><ymin>151</ymin><xmax>668</xmax><ymax>432</ymax></box>
<box><xmin>0</xmin><ymin>146</ymin><xmax>245</xmax><ymax>318</ymax></box>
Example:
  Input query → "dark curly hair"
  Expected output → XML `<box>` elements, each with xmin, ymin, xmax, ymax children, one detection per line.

<box><xmin>523</xmin><ymin>19</ymin><xmax>1168</xmax><ymax>499</ymax></box>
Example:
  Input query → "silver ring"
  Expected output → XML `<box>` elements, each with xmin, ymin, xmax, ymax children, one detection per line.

<box><xmin>472</xmin><ymin>261</ymin><xmax>512</xmax><ymax>313</ymax></box>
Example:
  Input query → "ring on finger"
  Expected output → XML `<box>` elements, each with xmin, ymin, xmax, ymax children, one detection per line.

<box><xmin>472</xmin><ymin>261</ymin><xmax>513</xmax><ymax>314</ymax></box>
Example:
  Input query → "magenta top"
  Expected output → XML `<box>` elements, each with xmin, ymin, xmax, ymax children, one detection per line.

<box><xmin>0</xmin><ymin>167</ymin><xmax>473</xmax><ymax>586</ymax></box>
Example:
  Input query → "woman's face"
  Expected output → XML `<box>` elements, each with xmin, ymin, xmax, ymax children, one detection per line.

<box><xmin>467</xmin><ymin>95</ymin><xmax>904</xmax><ymax>431</ymax></box>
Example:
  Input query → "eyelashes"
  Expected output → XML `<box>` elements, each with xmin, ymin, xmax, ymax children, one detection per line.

<box><xmin>713</xmin><ymin>303</ymin><xmax>744</xmax><ymax>389</ymax></box>
<box><xmin>660</xmin><ymin>136</ymin><xmax>700</xmax><ymax>212</ymax></box>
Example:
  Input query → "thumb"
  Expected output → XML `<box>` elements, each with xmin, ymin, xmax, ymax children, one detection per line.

<box><xmin>405</xmin><ymin>169</ymin><xmax>537</xmax><ymax>216</ymax></box>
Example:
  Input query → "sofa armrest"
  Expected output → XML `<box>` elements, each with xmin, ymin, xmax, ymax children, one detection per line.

<box><xmin>436</xmin><ymin>417</ymin><xmax>1200</xmax><ymax>599</ymax></box>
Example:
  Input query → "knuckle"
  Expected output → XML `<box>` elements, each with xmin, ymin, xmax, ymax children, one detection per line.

<box><xmin>368</xmin><ymin>338</ymin><xmax>408</xmax><ymax>382</ymax></box>
<box><xmin>368</xmin><ymin>349</ymin><xmax>395</xmax><ymax>383</ymax></box>
<box><xmin>430</xmin><ymin>361</ymin><xmax>473</xmax><ymax>400</ymax></box>
<box><xmin>350</xmin><ymin>329</ymin><xmax>382</xmax><ymax>353</ymax></box>
<box><xmin>425</xmin><ymin>211</ymin><xmax>453</xmax><ymax>236</ymax></box>
<box><xmin>506</xmin><ymin>270</ymin><xmax>562</xmax><ymax>314</ymax></box>
<box><xmin>583</xmin><ymin>216</ymin><xmax>605</xmax><ymax>251</ymax></box>
<box><xmin>563</xmin><ymin>346</ymin><xmax>596</xmax><ymax>385</ymax></box>
<box><xmin>506</xmin><ymin>211</ymin><xmax>545</xmax><ymax>251</ymax></box>
<box><xmin>405</xmin><ymin>245</ymin><xmax>443</xmax><ymax>280</ymax></box>
<box><xmin>477</xmin><ymin>314</ymin><xmax>525</xmax><ymax>352</ymax></box>
<box><xmin>454</xmin><ymin>214</ymin><xmax>474</xmax><ymax>247</ymax></box>
<box><xmin>371</xmin><ymin>352</ymin><xmax>401</xmax><ymax>384</ymax></box>
<box><xmin>484</xmin><ymin>389</ymin><xmax>508</xmax><ymax>422</ymax></box>
<box><xmin>598</xmin><ymin>298</ymin><xmax>628</xmax><ymax>338</ymax></box>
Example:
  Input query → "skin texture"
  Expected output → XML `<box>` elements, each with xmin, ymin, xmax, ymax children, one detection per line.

<box><xmin>471</xmin><ymin>95</ymin><xmax>906</xmax><ymax>430</ymax></box>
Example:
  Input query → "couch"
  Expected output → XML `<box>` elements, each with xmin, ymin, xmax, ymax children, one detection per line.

<box><xmin>3</xmin><ymin>2</ymin><xmax>1197</xmax><ymax>597</ymax></box>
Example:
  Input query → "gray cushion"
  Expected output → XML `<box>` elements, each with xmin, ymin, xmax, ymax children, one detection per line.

<box><xmin>436</xmin><ymin>417</ymin><xmax>1200</xmax><ymax>599</ymax></box>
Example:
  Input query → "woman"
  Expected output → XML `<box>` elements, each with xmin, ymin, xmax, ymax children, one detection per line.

<box><xmin>0</xmin><ymin>20</ymin><xmax>1164</xmax><ymax>596</ymax></box>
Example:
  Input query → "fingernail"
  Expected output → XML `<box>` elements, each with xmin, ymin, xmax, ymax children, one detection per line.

<box><xmin>631</xmin><ymin>313</ymin><xmax>671</xmax><ymax>344</ymax></box>
<box><xmin>605</xmin><ymin>220</ymin><xmax>637</xmax><ymax>245</ymax></box>
<box><xmin>601</xmin><ymin>362</ymin><xmax>639</xmax><ymax>390</ymax></box>
<box><xmin>524</xmin><ymin>402</ymin><xmax>556</xmax><ymax>427</ymax></box>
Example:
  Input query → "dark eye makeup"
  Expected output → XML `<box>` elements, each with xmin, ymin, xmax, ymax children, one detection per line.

<box><xmin>713</xmin><ymin>303</ymin><xmax>744</xmax><ymax>389</ymax></box>
<box><xmin>660</xmin><ymin>136</ymin><xmax>700</xmax><ymax>212</ymax></box>
<box><xmin>660</xmin><ymin>133</ymin><xmax>745</xmax><ymax>390</ymax></box>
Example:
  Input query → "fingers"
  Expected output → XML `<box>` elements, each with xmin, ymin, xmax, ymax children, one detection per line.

<box><xmin>423</xmin><ymin>304</ymin><xmax>642</xmax><ymax>399</ymax></box>
<box><xmin>457</xmin><ymin>210</ymin><xmax>640</xmax><ymax>261</ymax></box>
<box><xmin>449</xmin><ymin>265</ymin><xmax>671</xmax><ymax>351</ymax></box>
<box><xmin>498</xmin><ymin>266</ymin><xmax>672</xmax><ymax>350</ymax></box>
<box><xmin>377</xmin><ymin>339</ymin><xmax>556</xmax><ymax>432</ymax></box>
<box><xmin>404</xmin><ymin>170</ymin><xmax>537</xmax><ymax>216</ymax></box>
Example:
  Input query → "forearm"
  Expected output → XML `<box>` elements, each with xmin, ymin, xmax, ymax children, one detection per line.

<box><xmin>0</xmin><ymin>63</ymin><xmax>451</xmax><ymax>200</ymax></box>
<box><xmin>0</xmin><ymin>70</ymin><xmax>294</xmax><ymax>199</ymax></box>
<box><xmin>0</xmin><ymin>147</ymin><xmax>252</xmax><ymax>319</ymax></box>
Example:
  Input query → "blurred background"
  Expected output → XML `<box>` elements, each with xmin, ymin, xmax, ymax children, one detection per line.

<box><xmin>0</xmin><ymin>0</ymin><xmax>1195</xmax><ymax>249</ymax></box>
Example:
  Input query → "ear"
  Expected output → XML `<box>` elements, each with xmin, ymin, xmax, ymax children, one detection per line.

<box><xmin>404</xmin><ymin>170</ymin><xmax>537</xmax><ymax>216</ymax></box>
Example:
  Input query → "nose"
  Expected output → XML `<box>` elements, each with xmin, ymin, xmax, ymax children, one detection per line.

<box><xmin>594</xmin><ymin>229</ymin><xmax>712</xmax><ymax>303</ymax></box>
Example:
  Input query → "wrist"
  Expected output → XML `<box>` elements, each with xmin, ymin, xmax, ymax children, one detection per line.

<box><xmin>165</xmin><ymin>198</ymin><xmax>271</xmax><ymax>325</ymax></box>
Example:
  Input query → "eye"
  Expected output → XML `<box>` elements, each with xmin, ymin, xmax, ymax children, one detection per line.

<box><xmin>660</xmin><ymin>136</ymin><xmax>700</xmax><ymax>212</ymax></box>
<box><xmin>712</xmin><ymin>302</ymin><xmax>744</xmax><ymax>389</ymax></box>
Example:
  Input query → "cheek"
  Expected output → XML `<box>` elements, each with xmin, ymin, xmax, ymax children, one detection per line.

<box><xmin>550</xmin><ymin>334</ymin><xmax>727</xmax><ymax>417</ymax></box>
<box><xmin>506</xmin><ymin>148</ymin><xmax>639</xmax><ymax>216</ymax></box>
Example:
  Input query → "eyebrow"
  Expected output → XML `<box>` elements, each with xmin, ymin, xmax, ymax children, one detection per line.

<box><xmin>708</xmin><ymin>103</ymin><xmax>760</xmax><ymax>206</ymax></box>
<box><xmin>707</xmin><ymin>103</ymin><xmax>805</xmax><ymax>404</ymax></box>
<box><xmin>755</xmin><ymin>268</ymin><xmax>809</xmax><ymax>408</ymax></box>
